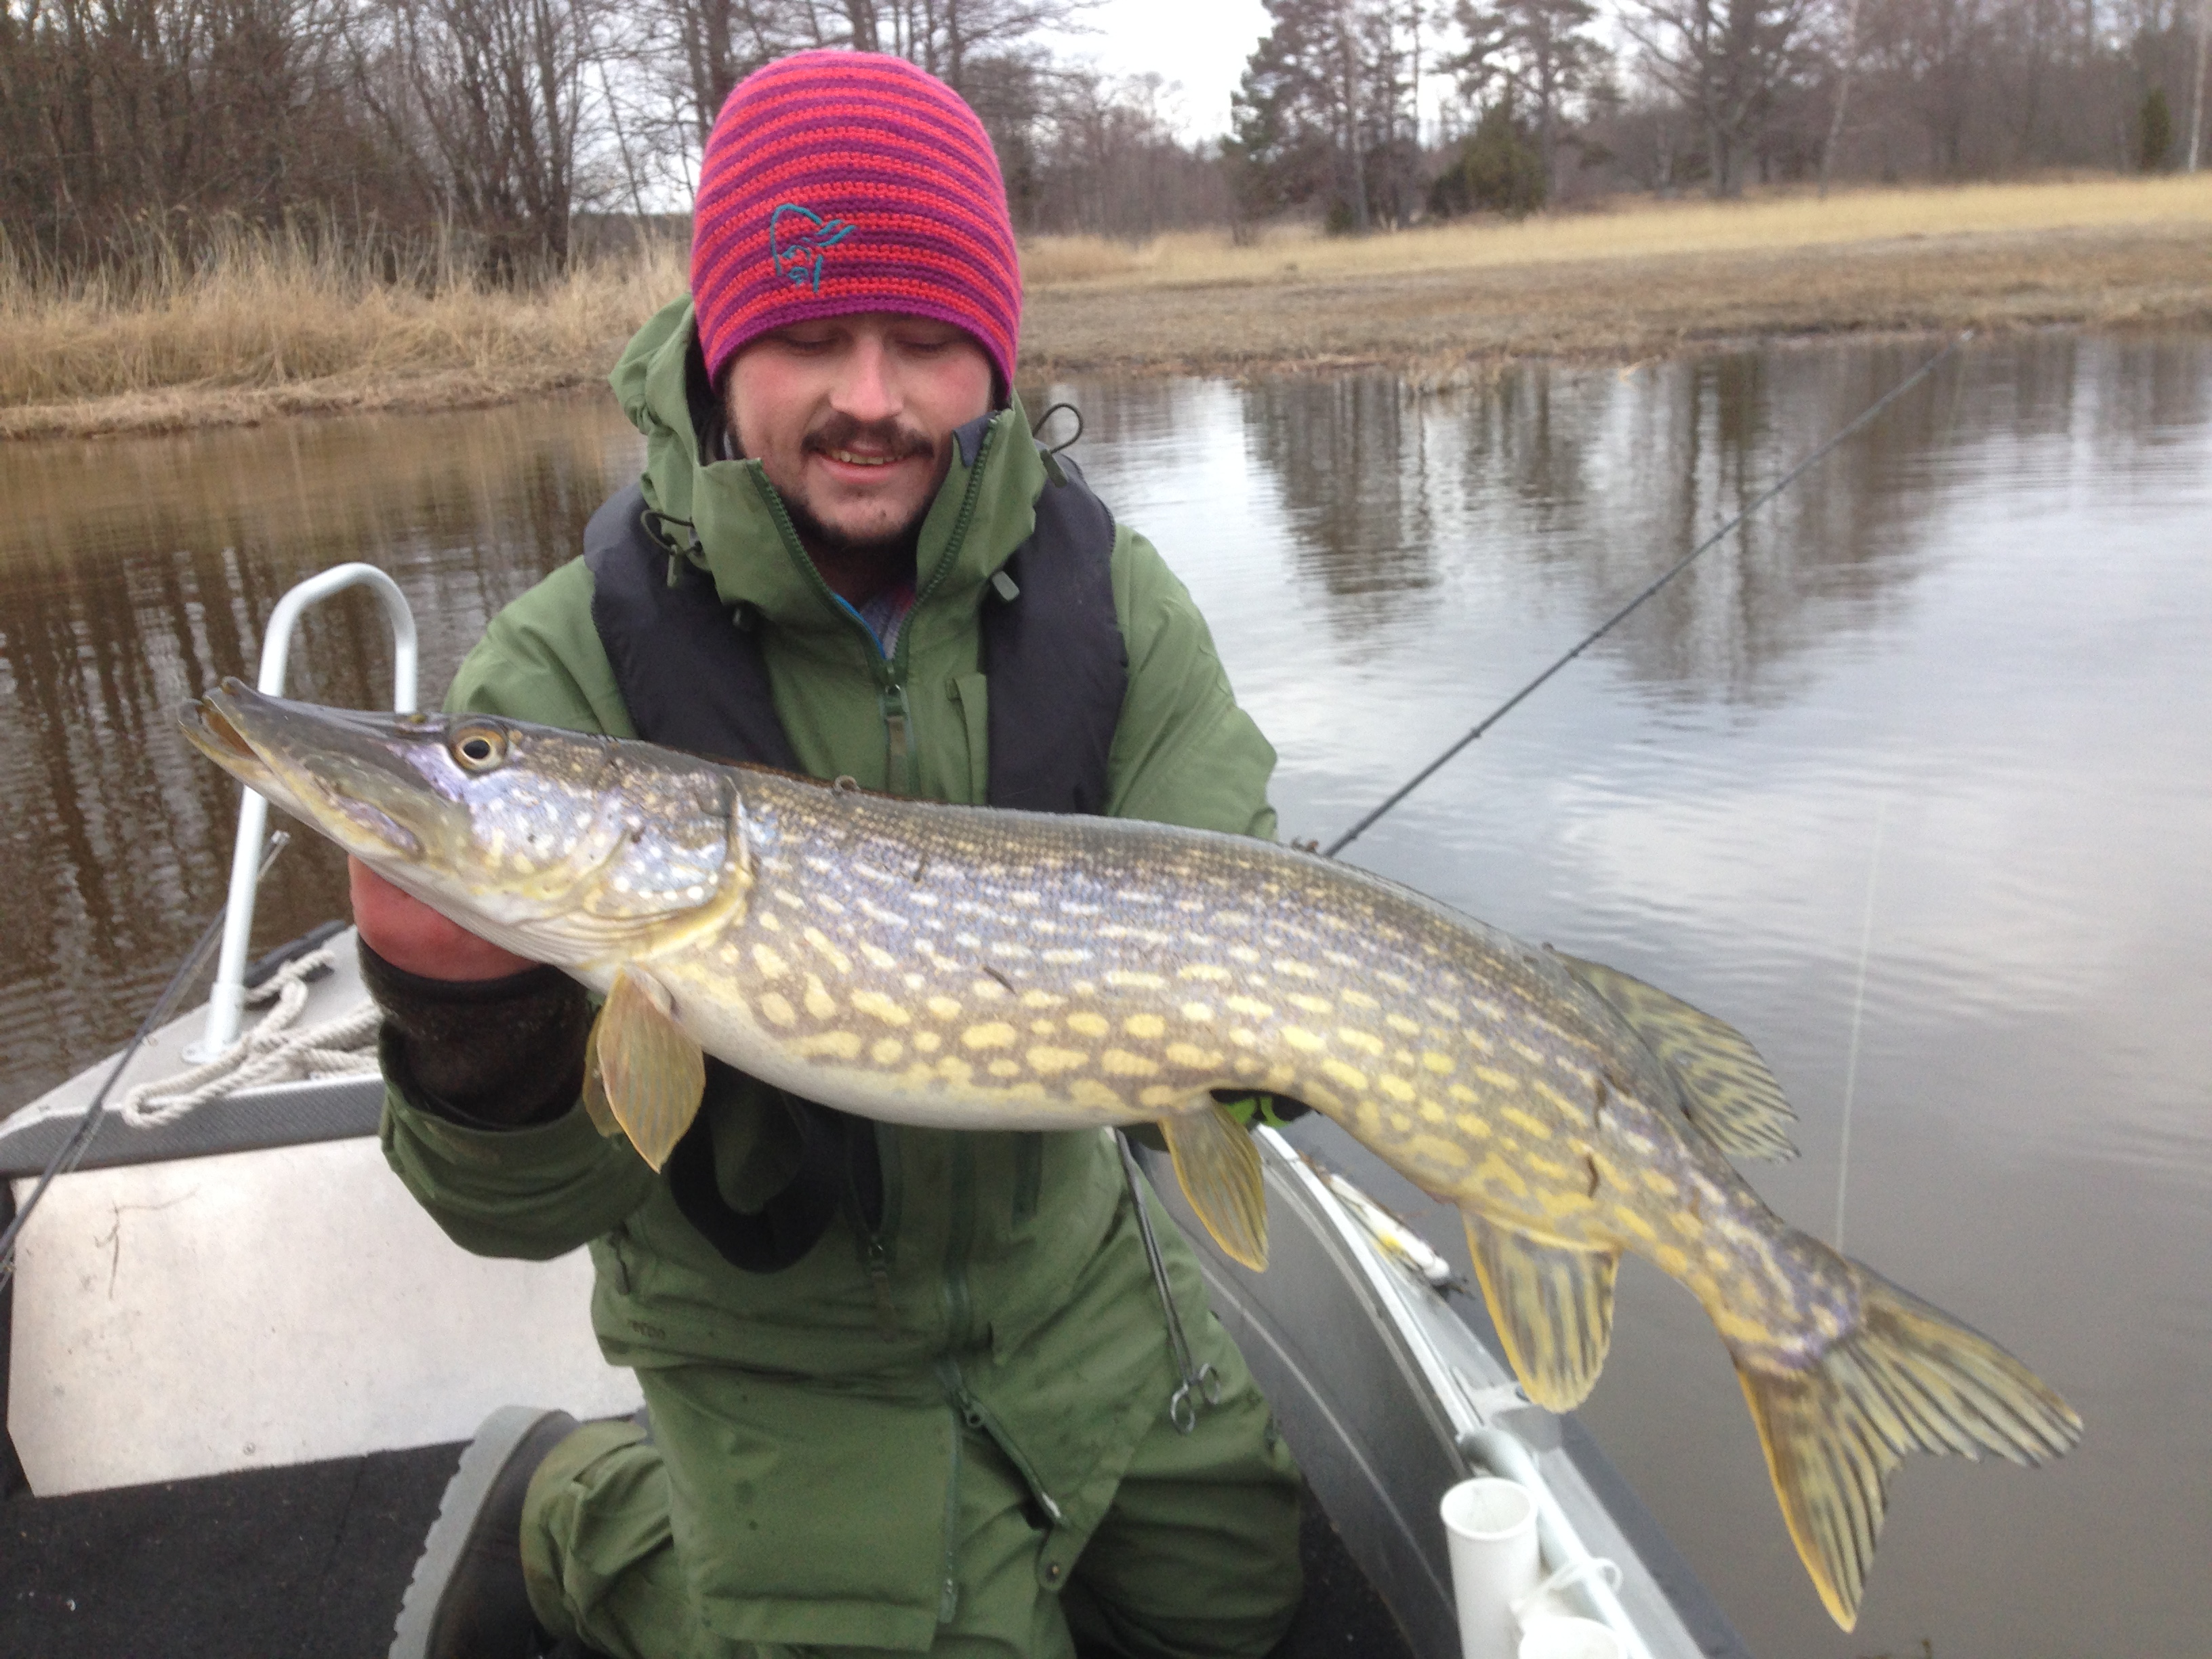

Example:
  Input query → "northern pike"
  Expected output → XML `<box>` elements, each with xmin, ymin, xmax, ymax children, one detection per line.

<box><xmin>182</xmin><ymin>681</ymin><xmax>2081</xmax><ymax>1629</ymax></box>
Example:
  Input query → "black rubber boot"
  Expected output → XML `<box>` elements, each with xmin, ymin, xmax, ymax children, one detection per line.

<box><xmin>388</xmin><ymin>1406</ymin><xmax>581</xmax><ymax>1659</ymax></box>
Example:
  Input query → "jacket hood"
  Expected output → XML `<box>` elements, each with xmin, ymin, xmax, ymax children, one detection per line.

<box><xmin>610</xmin><ymin>298</ymin><xmax>1048</xmax><ymax>653</ymax></box>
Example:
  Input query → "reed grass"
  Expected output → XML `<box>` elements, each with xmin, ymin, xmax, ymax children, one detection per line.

<box><xmin>5</xmin><ymin>176</ymin><xmax>2208</xmax><ymax>438</ymax></box>
<box><xmin>1</xmin><ymin>217</ymin><xmax>686</xmax><ymax>438</ymax></box>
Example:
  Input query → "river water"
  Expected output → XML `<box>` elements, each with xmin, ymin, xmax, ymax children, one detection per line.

<box><xmin>3</xmin><ymin>335</ymin><xmax>2207</xmax><ymax>1656</ymax></box>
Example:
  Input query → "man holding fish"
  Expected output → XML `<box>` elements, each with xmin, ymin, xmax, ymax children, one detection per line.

<box><xmin>224</xmin><ymin>38</ymin><xmax>2082</xmax><ymax>1659</ymax></box>
<box><xmin>351</xmin><ymin>47</ymin><xmax>1311</xmax><ymax>1659</ymax></box>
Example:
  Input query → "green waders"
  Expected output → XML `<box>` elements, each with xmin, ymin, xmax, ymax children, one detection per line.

<box><xmin>520</xmin><ymin>1319</ymin><xmax>1302</xmax><ymax>1659</ymax></box>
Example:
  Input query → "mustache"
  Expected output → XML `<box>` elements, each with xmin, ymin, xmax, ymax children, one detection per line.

<box><xmin>802</xmin><ymin>413</ymin><xmax>935</xmax><ymax>463</ymax></box>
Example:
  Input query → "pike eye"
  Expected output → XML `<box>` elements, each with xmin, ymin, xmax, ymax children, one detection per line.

<box><xmin>451</xmin><ymin>725</ymin><xmax>508</xmax><ymax>771</ymax></box>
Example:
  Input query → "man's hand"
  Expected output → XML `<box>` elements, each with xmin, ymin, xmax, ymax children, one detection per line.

<box><xmin>349</xmin><ymin>857</ymin><xmax>538</xmax><ymax>981</ymax></box>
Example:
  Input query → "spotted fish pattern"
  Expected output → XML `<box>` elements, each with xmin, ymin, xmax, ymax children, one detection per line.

<box><xmin>182</xmin><ymin>684</ymin><xmax>2083</xmax><ymax>1633</ymax></box>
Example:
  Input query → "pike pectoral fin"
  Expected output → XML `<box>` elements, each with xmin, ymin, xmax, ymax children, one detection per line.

<box><xmin>1732</xmin><ymin>1265</ymin><xmax>2083</xmax><ymax>1631</ymax></box>
<box><xmin>1557</xmin><ymin>953</ymin><xmax>1799</xmax><ymax>1161</ymax></box>
<box><xmin>1461</xmin><ymin>1212</ymin><xmax>1620</xmax><ymax>1412</ymax></box>
<box><xmin>591</xmin><ymin>966</ymin><xmax>705</xmax><ymax>1171</ymax></box>
<box><xmin>1160</xmin><ymin>1101</ymin><xmax>1269</xmax><ymax>1271</ymax></box>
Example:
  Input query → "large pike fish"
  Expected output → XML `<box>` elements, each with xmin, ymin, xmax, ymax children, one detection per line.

<box><xmin>182</xmin><ymin>682</ymin><xmax>2079</xmax><ymax>1630</ymax></box>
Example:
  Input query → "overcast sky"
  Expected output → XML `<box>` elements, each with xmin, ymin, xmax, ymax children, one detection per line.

<box><xmin>1047</xmin><ymin>0</ymin><xmax>1274</xmax><ymax>137</ymax></box>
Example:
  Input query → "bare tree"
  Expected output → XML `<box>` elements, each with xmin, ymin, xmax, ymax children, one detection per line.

<box><xmin>1622</xmin><ymin>0</ymin><xmax>1818</xmax><ymax>192</ymax></box>
<box><xmin>1818</xmin><ymin>0</ymin><xmax>1862</xmax><ymax>188</ymax></box>
<box><xmin>1859</xmin><ymin>0</ymin><xmax>1989</xmax><ymax>171</ymax></box>
<box><xmin>2191</xmin><ymin>0</ymin><xmax>2207</xmax><ymax>166</ymax></box>
<box><xmin>354</xmin><ymin>0</ymin><xmax>601</xmax><ymax>270</ymax></box>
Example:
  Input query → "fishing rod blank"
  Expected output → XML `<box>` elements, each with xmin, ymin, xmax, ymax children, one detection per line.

<box><xmin>0</xmin><ymin>833</ymin><xmax>289</xmax><ymax>1289</ymax></box>
<box><xmin>1324</xmin><ymin>331</ymin><xmax>1973</xmax><ymax>860</ymax></box>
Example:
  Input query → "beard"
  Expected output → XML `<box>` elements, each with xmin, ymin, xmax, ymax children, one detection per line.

<box><xmin>779</xmin><ymin>412</ymin><xmax>939</xmax><ymax>562</ymax></box>
<box><xmin>779</xmin><ymin>492</ymin><xmax>928</xmax><ymax>562</ymax></box>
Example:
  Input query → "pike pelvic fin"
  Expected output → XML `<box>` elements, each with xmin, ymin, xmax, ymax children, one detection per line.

<box><xmin>1556</xmin><ymin>952</ymin><xmax>1799</xmax><ymax>1161</ymax></box>
<box><xmin>1732</xmin><ymin>1264</ymin><xmax>2083</xmax><ymax>1631</ymax></box>
<box><xmin>1461</xmin><ymin>1212</ymin><xmax>1621</xmax><ymax>1412</ymax></box>
<box><xmin>592</xmin><ymin>966</ymin><xmax>706</xmax><ymax>1172</ymax></box>
<box><xmin>581</xmin><ymin>1036</ymin><xmax>622</xmax><ymax>1140</ymax></box>
<box><xmin>1160</xmin><ymin>1100</ymin><xmax>1270</xmax><ymax>1271</ymax></box>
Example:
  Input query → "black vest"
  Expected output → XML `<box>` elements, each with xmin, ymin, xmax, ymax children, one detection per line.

<box><xmin>581</xmin><ymin>443</ymin><xmax>1126</xmax><ymax>1269</ymax></box>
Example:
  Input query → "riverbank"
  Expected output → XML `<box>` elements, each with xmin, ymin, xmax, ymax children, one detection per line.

<box><xmin>1024</xmin><ymin>175</ymin><xmax>2212</xmax><ymax>385</ymax></box>
<box><xmin>6</xmin><ymin>176</ymin><xmax>2209</xmax><ymax>438</ymax></box>
<box><xmin>0</xmin><ymin>230</ymin><xmax>689</xmax><ymax>441</ymax></box>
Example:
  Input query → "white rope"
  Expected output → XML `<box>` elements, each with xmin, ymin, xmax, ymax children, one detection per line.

<box><xmin>118</xmin><ymin>947</ymin><xmax>382</xmax><ymax>1128</ymax></box>
<box><xmin>1513</xmin><ymin>1555</ymin><xmax>1626</xmax><ymax>1624</ymax></box>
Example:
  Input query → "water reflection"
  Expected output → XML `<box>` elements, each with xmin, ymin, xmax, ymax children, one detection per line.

<box><xmin>1243</xmin><ymin>374</ymin><xmax>1441</xmax><ymax>623</ymax></box>
<box><xmin>0</xmin><ymin>396</ymin><xmax>643</xmax><ymax>1105</ymax></box>
<box><xmin>1050</xmin><ymin>333</ymin><xmax>2212</xmax><ymax>1659</ymax></box>
<box><xmin>3</xmin><ymin>334</ymin><xmax>2208</xmax><ymax>1658</ymax></box>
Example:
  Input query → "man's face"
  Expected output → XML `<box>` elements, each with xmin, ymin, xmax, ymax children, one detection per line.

<box><xmin>724</xmin><ymin>311</ymin><xmax>996</xmax><ymax>558</ymax></box>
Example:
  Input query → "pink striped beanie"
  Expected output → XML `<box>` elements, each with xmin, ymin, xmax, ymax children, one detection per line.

<box><xmin>689</xmin><ymin>50</ymin><xmax>1023</xmax><ymax>395</ymax></box>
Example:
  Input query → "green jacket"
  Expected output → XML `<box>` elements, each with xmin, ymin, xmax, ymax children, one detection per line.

<box><xmin>379</xmin><ymin>300</ymin><xmax>1283</xmax><ymax>1649</ymax></box>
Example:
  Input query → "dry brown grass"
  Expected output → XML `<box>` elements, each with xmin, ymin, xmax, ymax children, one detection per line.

<box><xmin>5</xmin><ymin>176</ymin><xmax>2207</xmax><ymax>438</ymax></box>
<box><xmin>0</xmin><ymin>220</ymin><xmax>686</xmax><ymax>439</ymax></box>
<box><xmin>1019</xmin><ymin>175</ymin><xmax>2212</xmax><ymax>289</ymax></box>
<box><xmin>1017</xmin><ymin>175</ymin><xmax>2212</xmax><ymax>378</ymax></box>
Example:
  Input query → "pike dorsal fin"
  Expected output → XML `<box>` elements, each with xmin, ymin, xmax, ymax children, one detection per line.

<box><xmin>1160</xmin><ymin>1100</ymin><xmax>1270</xmax><ymax>1271</ymax></box>
<box><xmin>1461</xmin><ymin>1212</ymin><xmax>1621</xmax><ymax>1412</ymax></box>
<box><xmin>1557</xmin><ymin>953</ymin><xmax>1799</xmax><ymax>1162</ymax></box>
<box><xmin>592</xmin><ymin>966</ymin><xmax>705</xmax><ymax>1172</ymax></box>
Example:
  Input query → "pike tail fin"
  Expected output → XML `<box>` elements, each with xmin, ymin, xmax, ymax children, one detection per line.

<box><xmin>1733</xmin><ymin>1265</ymin><xmax>2082</xmax><ymax>1631</ymax></box>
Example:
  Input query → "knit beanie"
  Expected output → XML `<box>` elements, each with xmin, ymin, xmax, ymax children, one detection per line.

<box><xmin>689</xmin><ymin>50</ymin><xmax>1022</xmax><ymax>396</ymax></box>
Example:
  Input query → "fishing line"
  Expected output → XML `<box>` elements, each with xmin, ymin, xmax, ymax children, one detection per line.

<box><xmin>1833</xmin><ymin>800</ymin><xmax>1889</xmax><ymax>1256</ymax></box>
<box><xmin>0</xmin><ymin>833</ymin><xmax>289</xmax><ymax>1289</ymax></box>
<box><xmin>1324</xmin><ymin>331</ymin><xmax>1974</xmax><ymax>859</ymax></box>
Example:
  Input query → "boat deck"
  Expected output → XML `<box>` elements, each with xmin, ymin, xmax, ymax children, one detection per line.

<box><xmin>1</xmin><ymin>1443</ymin><xmax>1410</xmax><ymax>1658</ymax></box>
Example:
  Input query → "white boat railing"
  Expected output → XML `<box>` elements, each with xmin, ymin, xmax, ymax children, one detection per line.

<box><xmin>184</xmin><ymin>565</ymin><xmax>418</xmax><ymax>1062</ymax></box>
<box><xmin>1256</xmin><ymin>1130</ymin><xmax>1659</xmax><ymax>1659</ymax></box>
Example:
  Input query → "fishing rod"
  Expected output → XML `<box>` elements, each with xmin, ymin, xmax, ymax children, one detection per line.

<box><xmin>0</xmin><ymin>833</ymin><xmax>289</xmax><ymax>1290</ymax></box>
<box><xmin>1324</xmin><ymin>330</ymin><xmax>1973</xmax><ymax>860</ymax></box>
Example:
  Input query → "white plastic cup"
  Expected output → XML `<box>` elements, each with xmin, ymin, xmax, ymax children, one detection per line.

<box><xmin>1518</xmin><ymin>1616</ymin><xmax>1626</xmax><ymax>1659</ymax></box>
<box><xmin>1440</xmin><ymin>1477</ymin><xmax>1541</xmax><ymax>1659</ymax></box>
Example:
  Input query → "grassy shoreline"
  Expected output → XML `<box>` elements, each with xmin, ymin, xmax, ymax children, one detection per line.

<box><xmin>7</xmin><ymin>177</ymin><xmax>2209</xmax><ymax>441</ymax></box>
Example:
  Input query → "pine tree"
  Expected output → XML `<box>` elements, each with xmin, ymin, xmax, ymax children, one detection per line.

<box><xmin>1444</xmin><ymin>0</ymin><xmax>1610</xmax><ymax>200</ymax></box>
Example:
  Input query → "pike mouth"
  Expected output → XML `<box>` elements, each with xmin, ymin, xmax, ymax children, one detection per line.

<box><xmin>179</xmin><ymin>680</ymin><xmax>449</xmax><ymax>859</ymax></box>
<box><xmin>179</xmin><ymin>691</ymin><xmax>276</xmax><ymax>785</ymax></box>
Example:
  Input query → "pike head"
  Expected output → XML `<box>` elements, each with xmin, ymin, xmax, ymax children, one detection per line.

<box><xmin>180</xmin><ymin>680</ymin><xmax>750</xmax><ymax>969</ymax></box>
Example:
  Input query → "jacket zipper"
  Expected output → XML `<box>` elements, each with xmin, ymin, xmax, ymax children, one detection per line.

<box><xmin>943</xmin><ymin>1133</ymin><xmax>976</xmax><ymax>1348</ymax></box>
<box><xmin>1012</xmin><ymin>1134</ymin><xmax>1043</xmax><ymax>1231</ymax></box>
<box><xmin>745</xmin><ymin>418</ymin><xmax>998</xmax><ymax>799</ymax></box>
<box><xmin>933</xmin><ymin>1356</ymin><xmax>1065</xmax><ymax>1528</ymax></box>
<box><xmin>880</xmin><ymin>682</ymin><xmax>913</xmax><ymax>796</ymax></box>
<box><xmin>846</xmin><ymin>1122</ymin><xmax>901</xmax><ymax>1342</ymax></box>
<box><xmin>939</xmin><ymin>1403</ymin><xmax>964</xmax><ymax>1624</ymax></box>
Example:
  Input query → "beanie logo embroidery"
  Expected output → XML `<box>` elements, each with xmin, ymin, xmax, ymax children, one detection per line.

<box><xmin>769</xmin><ymin>203</ymin><xmax>856</xmax><ymax>294</ymax></box>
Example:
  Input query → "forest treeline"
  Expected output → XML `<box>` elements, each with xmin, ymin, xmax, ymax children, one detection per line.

<box><xmin>1238</xmin><ymin>0</ymin><xmax>2207</xmax><ymax>229</ymax></box>
<box><xmin>1</xmin><ymin>0</ymin><xmax>2205</xmax><ymax>278</ymax></box>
